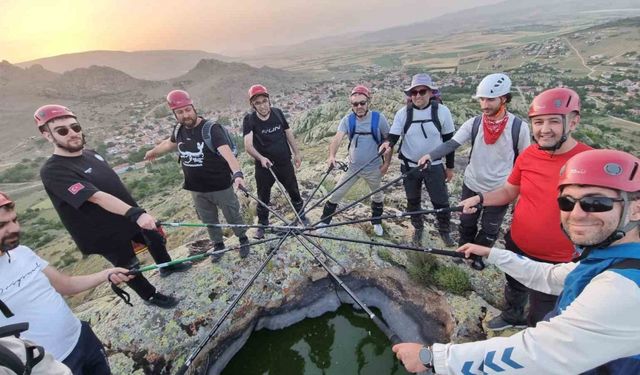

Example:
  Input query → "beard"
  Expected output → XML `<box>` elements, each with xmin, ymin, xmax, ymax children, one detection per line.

<box><xmin>0</xmin><ymin>233</ymin><xmax>20</xmax><ymax>252</ymax></box>
<box><xmin>55</xmin><ymin>134</ymin><xmax>86</xmax><ymax>153</ymax></box>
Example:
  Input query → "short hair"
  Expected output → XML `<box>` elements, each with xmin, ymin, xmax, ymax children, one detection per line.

<box><xmin>503</xmin><ymin>93</ymin><xmax>512</xmax><ymax>103</ymax></box>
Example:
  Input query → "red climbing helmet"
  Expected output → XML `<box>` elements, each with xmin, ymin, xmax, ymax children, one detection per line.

<box><xmin>528</xmin><ymin>87</ymin><xmax>581</xmax><ymax>118</ymax></box>
<box><xmin>0</xmin><ymin>191</ymin><xmax>13</xmax><ymax>209</ymax></box>
<box><xmin>558</xmin><ymin>149</ymin><xmax>640</xmax><ymax>192</ymax></box>
<box><xmin>166</xmin><ymin>90</ymin><xmax>193</xmax><ymax>110</ymax></box>
<box><xmin>351</xmin><ymin>85</ymin><xmax>371</xmax><ymax>98</ymax></box>
<box><xmin>248</xmin><ymin>84</ymin><xmax>269</xmax><ymax>102</ymax></box>
<box><xmin>34</xmin><ymin>105</ymin><xmax>76</xmax><ymax>127</ymax></box>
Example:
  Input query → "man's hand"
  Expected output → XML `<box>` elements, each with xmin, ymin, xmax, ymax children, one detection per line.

<box><xmin>379</xmin><ymin>141</ymin><xmax>392</xmax><ymax>155</ymax></box>
<box><xmin>260</xmin><ymin>157</ymin><xmax>273</xmax><ymax>168</ymax></box>
<box><xmin>326</xmin><ymin>155</ymin><xmax>337</xmax><ymax>169</ymax></box>
<box><xmin>105</xmin><ymin>268</ymin><xmax>135</xmax><ymax>284</ymax></box>
<box><xmin>445</xmin><ymin>168</ymin><xmax>455</xmax><ymax>183</ymax></box>
<box><xmin>457</xmin><ymin>243</ymin><xmax>491</xmax><ymax>258</ymax></box>
<box><xmin>294</xmin><ymin>154</ymin><xmax>302</xmax><ymax>169</ymax></box>
<box><xmin>136</xmin><ymin>212</ymin><xmax>158</xmax><ymax>230</ymax></box>
<box><xmin>418</xmin><ymin>154</ymin><xmax>431</xmax><ymax>168</ymax></box>
<box><xmin>460</xmin><ymin>195</ymin><xmax>481</xmax><ymax>214</ymax></box>
<box><xmin>144</xmin><ymin>149</ymin><xmax>157</xmax><ymax>162</ymax></box>
<box><xmin>234</xmin><ymin>177</ymin><xmax>246</xmax><ymax>190</ymax></box>
<box><xmin>392</xmin><ymin>343</ymin><xmax>428</xmax><ymax>373</ymax></box>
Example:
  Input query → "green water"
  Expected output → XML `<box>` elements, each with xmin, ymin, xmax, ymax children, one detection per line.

<box><xmin>221</xmin><ymin>305</ymin><xmax>411</xmax><ymax>375</ymax></box>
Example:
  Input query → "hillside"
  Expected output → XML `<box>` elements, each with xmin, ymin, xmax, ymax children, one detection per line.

<box><xmin>16</xmin><ymin>50</ymin><xmax>232</xmax><ymax>80</ymax></box>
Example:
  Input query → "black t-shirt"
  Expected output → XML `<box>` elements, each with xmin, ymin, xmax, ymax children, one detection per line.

<box><xmin>242</xmin><ymin>108</ymin><xmax>292</xmax><ymax>165</ymax></box>
<box><xmin>170</xmin><ymin>118</ymin><xmax>233</xmax><ymax>192</ymax></box>
<box><xmin>39</xmin><ymin>150</ymin><xmax>140</xmax><ymax>255</ymax></box>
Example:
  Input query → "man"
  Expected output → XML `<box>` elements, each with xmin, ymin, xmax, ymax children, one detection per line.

<box><xmin>144</xmin><ymin>90</ymin><xmax>250</xmax><ymax>262</ymax></box>
<box><xmin>0</xmin><ymin>191</ymin><xmax>134</xmax><ymax>374</ymax></box>
<box><xmin>459</xmin><ymin>87</ymin><xmax>592</xmax><ymax>330</ymax></box>
<box><xmin>393</xmin><ymin>149</ymin><xmax>640</xmax><ymax>374</ymax></box>
<box><xmin>36</xmin><ymin>104</ymin><xmax>188</xmax><ymax>309</ymax></box>
<box><xmin>379</xmin><ymin>73</ymin><xmax>456</xmax><ymax>246</ymax></box>
<box><xmin>243</xmin><ymin>84</ymin><xmax>308</xmax><ymax>238</ymax></box>
<box><xmin>418</xmin><ymin>73</ymin><xmax>530</xmax><ymax>247</ymax></box>
<box><xmin>318</xmin><ymin>85</ymin><xmax>391</xmax><ymax>236</ymax></box>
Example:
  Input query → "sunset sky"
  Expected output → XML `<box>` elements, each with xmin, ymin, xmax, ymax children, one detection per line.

<box><xmin>1</xmin><ymin>0</ymin><xmax>503</xmax><ymax>63</ymax></box>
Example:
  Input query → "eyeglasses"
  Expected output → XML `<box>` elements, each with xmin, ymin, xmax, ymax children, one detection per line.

<box><xmin>410</xmin><ymin>88</ymin><xmax>429</xmax><ymax>97</ymax></box>
<box><xmin>557</xmin><ymin>196</ymin><xmax>624</xmax><ymax>213</ymax></box>
<box><xmin>52</xmin><ymin>123</ymin><xmax>82</xmax><ymax>136</ymax></box>
<box><xmin>351</xmin><ymin>101</ymin><xmax>368</xmax><ymax>107</ymax></box>
<box><xmin>252</xmin><ymin>98</ymin><xmax>269</xmax><ymax>106</ymax></box>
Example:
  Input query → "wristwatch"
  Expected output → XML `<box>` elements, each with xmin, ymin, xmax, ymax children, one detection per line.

<box><xmin>419</xmin><ymin>346</ymin><xmax>434</xmax><ymax>369</ymax></box>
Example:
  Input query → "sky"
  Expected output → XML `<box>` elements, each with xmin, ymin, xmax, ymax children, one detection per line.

<box><xmin>0</xmin><ymin>0</ymin><xmax>504</xmax><ymax>63</ymax></box>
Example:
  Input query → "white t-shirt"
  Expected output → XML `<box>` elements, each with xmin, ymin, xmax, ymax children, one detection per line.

<box><xmin>390</xmin><ymin>104</ymin><xmax>456</xmax><ymax>166</ymax></box>
<box><xmin>0</xmin><ymin>246</ymin><xmax>81</xmax><ymax>360</ymax></box>
<box><xmin>453</xmin><ymin>113</ymin><xmax>530</xmax><ymax>192</ymax></box>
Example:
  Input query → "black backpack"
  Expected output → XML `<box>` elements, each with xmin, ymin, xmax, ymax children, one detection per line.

<box><xmin>398</xmin><ymin>98</ymin><xmax>445</xmax><ymax>164</ymax></box>
<box><xmin>469</xmin><ymin>115</ymin><xmax>523</xmax><ymax>164</ymax></box>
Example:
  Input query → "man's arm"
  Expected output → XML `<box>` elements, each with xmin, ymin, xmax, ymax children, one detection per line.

<box><xmin>327</xmin><ymin>131</ymin><xmax>346</xmax><ymax>167</ymax></box>
<box><xmin>217</xmin><ymin>145</ymin><xmax>246</xmax><ymax>189</ymax></box>
<box><xmin>145</xmin><ymin>138</ymin><xmax>177</xmax><ymax>161</ymax></box>
<box><xmin>87</xmin><ymin>191</ymin><xmax>157</xmax><ymax>230</ymax></box>
<box><xmin>459</xmin><ymin>181</ymin><xmax>520</xmax><ymax>213</ymax></box>
<box><xmin>284</xmin><ymin>128</ymin><xmax>302</xmax><ymax>168</ymax></box>
<box><xmin>43</xmin><ymin>265</ymin><xmax>133</xmax><ymax>296</ymax></box>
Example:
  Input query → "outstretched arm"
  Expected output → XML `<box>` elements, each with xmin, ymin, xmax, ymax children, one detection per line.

<box><xmin>145</xmin><ymin>138</ymin><xmax>177</xmax><ymax>161</ymax></box>
<box><xmin>43</xmin><ymin>266</ymin><xmax>133</xmax><ymax>296</ymax></box>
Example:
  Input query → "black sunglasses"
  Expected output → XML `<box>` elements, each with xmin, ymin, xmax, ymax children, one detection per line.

<box><xmin>410</xmin><ymin>88</ymin><xmax>429</xmax><ymax>97</ymax></box>
<box><xmin>557</xmin><ymin>196</ymin><xmax>624</xmax><ymax>213</ymax></box>
<box><xmin>52</xmin><ymin>123</ymin><xmax>82</xmax><ymax>136</ymax></box>
<box><xmin>351</xmin><ymin>100</ymin><xmax>368</xmax><ymax>107</ymax></box>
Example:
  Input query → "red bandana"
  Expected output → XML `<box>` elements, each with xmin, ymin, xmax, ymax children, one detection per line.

<box><xmin>482</xmin><ymin>105</ymin><xmax>509</xmax><ymax>145</ymax></box>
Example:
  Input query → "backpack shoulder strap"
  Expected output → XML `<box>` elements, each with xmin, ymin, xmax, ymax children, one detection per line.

<box><xmin>271</xmin><ymin>108</ymin><xmax>286</xmax><ymax>126</ymax></box>
<box><xmin>370</xmin><ymin>111</ymin><xmax>381</xmax><ymax>145</ymax></box>
<box><xmin>403</xmin><ymin>105</ymin><xmax>413</xmax><ymax>136</ymax></box>
<box><xmin>430</xmin><ymin>100</ymin><xmax>442</xmax><ymax>135</ymax></box>
<box><xmin>0</xmin><ymin>340</ymin><xmax>26</xmax><ymax>375</ymax></box>
<box><xmin>348</xmin><ymin>113</ymin><xmax>357</xmax><ymax>140</ymax></box>
<box><xmin>469</xmin><ymin>116</ymin><xmax>482</xmax><ymax>160</ymax></box>
<box><xmin>201</xmin><ymin>120</ymin><xmax>216</xmax><ymax>154</ymax></box>
<box><xmin>511</xmin><ymin>116</ymin><xmax>523</xmax><ymax>163</ymax></box>
<box><xmin>608</xmin><ymin>259</ymin><xmax>640</xmax><ymax>270</ymax></box>
<box><xmin>173</xmin><ymin>123</ymin><xmax>182</xmax><ymax>142</ymax></box>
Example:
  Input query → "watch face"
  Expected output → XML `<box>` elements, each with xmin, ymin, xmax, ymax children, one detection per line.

<box><xmin>419</xmin><ymin>347</ymin><xmax>433</xmax><ymax>366</ymax></box>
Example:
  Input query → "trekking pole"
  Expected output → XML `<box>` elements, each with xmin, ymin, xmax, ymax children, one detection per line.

<box><xmin>310</xmin><ymin>164</ymin><xmax>421</xmax><ymax>227</ymax></box>
<box><xmin>298</xmin><ymin>164</ymin><xmax>334</xmax><ymax>214</ymax></box>
<box><xmin>176</xmin><ymin>231</ymin><xmax>292</xmax><ymax>375</ymax></box>
<box><xmin>240</xmin><ymin>185</ymin><xmax>347</xmax><ymax>272</ymax></box>
<box><xmin>160</xmin><ymin>221</ymin><xmax>303</xmax><ymax>231</ymax></box>
<box><xmin>295</xmin><ymin>235</ymin><xmax>401</xmax><ymax>344</ymax></box>
<box><xmin>309</xmin><ymin>207</ymin><xmax>464</xmax><ymax>231</ymax></box>
<box><xmin>268</xmin><ymin>166</ymin><xmax>306</xmax><ymax>225</ymax></box>
<box><xmin>301</xmin><ymin>151</ymin><xmax>384</xmax><ymax>218</ymax></box>
<box><xmin>305</xmin><ymin>232</ymin><xmax>485</xmax><ymax>270</ymax></box>
<box><xmin>125</xmin><ymin>235</ymin><xmax>287</xmax><ymax>275</ymax></box>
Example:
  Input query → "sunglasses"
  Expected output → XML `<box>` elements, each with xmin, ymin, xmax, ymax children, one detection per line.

<box><xmin>351</xmin><ymin>101</ymin><xmax>368</xmax><ymax>107</ymax></box>
<box><xmin>557</xmin><ymin>196</ymin><xmax>624</xmax><ymax>213</ymax></box>
<box><xmin>410</xmin><ymin>88</ymin><xmax>429</xmax><ymax>97</ymax></box>
<box><xmin>52</xmin><ymin>123</ymin><xmax>82</xmax><ymax>136</ymax></box>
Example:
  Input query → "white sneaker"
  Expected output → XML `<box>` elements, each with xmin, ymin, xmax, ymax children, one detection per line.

<box><xmin>373</xmin><ymin>224</ymin><xmax>384</xmax><ymax>236</ymax></box>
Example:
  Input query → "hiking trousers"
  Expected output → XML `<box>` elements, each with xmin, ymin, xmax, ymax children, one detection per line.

<box><xmin>62</xmin><ymin>321</ymin><xmax>110</xmax><ymax>375</ymax></box>
<box><xmin>401</xmin><ymin>163</ymin><xmax>451</xmax><ymax>233</ymax></box>
<box><xmin>501</xmin><ymin>231</ymin><xmax>560</xmax><ymax>327</ymax></box>
<box><xmin>191</xmin><ymin>186</ymin><xmax>247</xmax><ymax>244</ymax></box>
<box><xmin>458</xmin><ymin>182</ymin><xmax>509</xmax><ymax>247</ymax></box>
<box><xmin>101</xmin><ymin>229</ymin><xmax>171</xmax><ymax>300</ymax></box>
<box><xmin>255</xmin><ymin>161</ymin><xmax>304</xmax><ymax>225</ymax></box>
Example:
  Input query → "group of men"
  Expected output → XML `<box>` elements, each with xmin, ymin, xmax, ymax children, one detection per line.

<box><xmin>1</xmin><ymin>71</ymin><xmax>638</xmax><ymax>374</ymax></box>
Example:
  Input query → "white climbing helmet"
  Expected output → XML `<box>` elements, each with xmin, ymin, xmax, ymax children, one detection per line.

<box><xmin>473</xmin><ymin>73</ymin><xmax>512</xmax><ymax>98</ymax></box>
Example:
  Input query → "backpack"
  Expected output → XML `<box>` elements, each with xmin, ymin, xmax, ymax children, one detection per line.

<box><xmin>174</xmin><ymin>120</ymin><xmax>238</xmax><ymax>158</ymax></box>
<box><xmin>347</xmin><ymin>111</ymin><xmax>382</xmax><ymax>150</ymax></box>
<box><xmin>398</xmin><ymin>98</ymin><xmax>445</xmax><ymax>164</ymax></box>
<box><xmin>469</xmin><ymin>115</ymin><xmax>523</xmax><ymax>164</ymax></box>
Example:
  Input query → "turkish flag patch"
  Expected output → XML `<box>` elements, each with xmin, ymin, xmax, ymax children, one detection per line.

<box><xmin>68</xmin><ymin>182</ymin><xmax>85</xmax><ymax>195</ymax></box>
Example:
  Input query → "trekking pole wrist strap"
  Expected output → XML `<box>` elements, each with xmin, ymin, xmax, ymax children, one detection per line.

<box><xmin>477</xmin><ymin>193</ymin><xmax>484</xmax><ymax>206</ymax></box>
<box><xmin>125</xmin><ymin>207</ymin><xmax>146</xmax><ymax>223</ymax></box>
<box><xmin>232</xmin><ymin>171</ymin><xmax>244</xmax><ymax>180</ymax></box>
